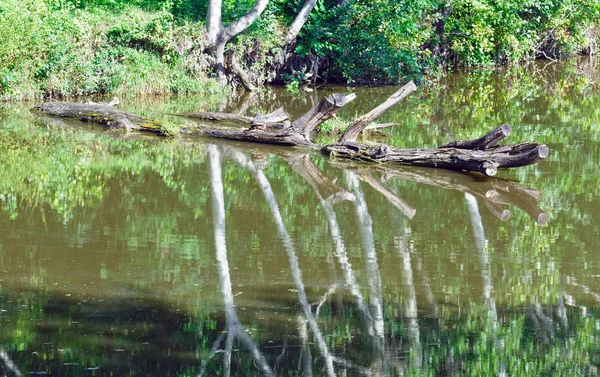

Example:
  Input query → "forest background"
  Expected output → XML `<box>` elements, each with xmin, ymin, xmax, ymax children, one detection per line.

<box><xmin>1</xmin><ymin>0</ymin><xmax>599</xmax><ymax>100</ymax></box>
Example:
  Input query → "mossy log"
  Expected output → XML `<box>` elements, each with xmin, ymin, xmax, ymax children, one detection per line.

<box><xmin>33</xmin><ymin>102</ymin><xmax>165</xmax><ymax>134</ymax></box>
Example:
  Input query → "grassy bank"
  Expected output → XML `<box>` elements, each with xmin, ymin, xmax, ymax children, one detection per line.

<box><xmin>0</xmin><ymin>0</ymin><xmax>228</xmax><ymax>100</ymax></box>
<box><xmin>1</xmin><ymin>0</ymin><xmax>599</xmax><ymax>100</ymax></box>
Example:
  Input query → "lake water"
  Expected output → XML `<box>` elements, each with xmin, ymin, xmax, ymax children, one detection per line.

<box><xmin>1</xmin><ymin>58</ymin><xmax>599</xmax><ymax>376</ymax></box>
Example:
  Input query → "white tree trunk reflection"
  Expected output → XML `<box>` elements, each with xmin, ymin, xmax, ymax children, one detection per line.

<box><xmin>465</xmin><ymin>193</ymin><xmax>498</xmax><ymax>330</ymax></box>
<box><xmin>227</xmin><ymin>149</ymin><xmax>336</xmax><ymax>377</ymax></box>
<box><xmin>395</xmin><ymin>221</ymin><xmax>423</xmax><ymax>368</ymax></box>
<box><xmin>204</xmin><ymin>145</ymin><xmax>275</xmax><ymax>377</ymax></box>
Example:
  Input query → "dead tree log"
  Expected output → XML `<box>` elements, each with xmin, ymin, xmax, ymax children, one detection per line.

<box><xmin>198</xmin><ymin>92</ymin><xmax>356</xmax><ymax>145</ymax></box>
<box><xmin>324</xmin><ymin>141</ymin><xmax>547</xmax><ymax>176</ymax></box>
<box><xmin>173</xmin><ymin>107</ymin><xmax>288</xmax><ymax>127</ymax></box>
<box><xmin>292</xmin><ymin>93</ymin><xmax>356</xmax><ymax>138</ymax></box>
<box><xmin>34</xmin><ymin>80</ymin><xmax>549</xmax><ymax>176</ymax></box>
<box><xmin>438</xmin><ymin>124</ymin><xmax>511</xmax><ymax>149</ymax></box>
<box><xmin>33</xmin><ymin>101</ymin><xmax>165</xmax><ymax>134</ymax></box>
<box><xmin>340</xmin><ymin>81</ymin><xmax>417</xmax><ymax>142</ymax></box>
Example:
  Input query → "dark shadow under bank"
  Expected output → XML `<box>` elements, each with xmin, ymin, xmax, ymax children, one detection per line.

<box><xmin>0</xmin><ymin>286</ymin><xmax>598</xmax><ymax>377</ymax></box>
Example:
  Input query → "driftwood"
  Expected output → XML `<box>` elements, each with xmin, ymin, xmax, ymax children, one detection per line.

<box><xmin>438</xmin><ymin>124</ymin><xmax>511</xmax><ymax>149</ymax></box>
<box><xmin>323</xmin><ymin>141</ymin><xmax>548</xmax><ymax>177</ymax></box>
<box><xmin>191</xmin><ymin>81</ymin><xmax>548</xmax><ymax>176</ymax></box>
<box><xmin>33</xmin><ymin>101</ymin><xmax>165</xmax><ymax>134</ymax></box>
<box><xmin>340</xmin><ymin>82</ymin><xmax>417</xmax><ymax>142</ymax></box>
<box><xmin>34</xmin><ymin>80</ymin><xmax>549</xmax><ymax>176</ymax></box>
<box><xmin>174</xmin><ymin>107</ymin><xmax>288</xmax><ymax>128</ymax></box>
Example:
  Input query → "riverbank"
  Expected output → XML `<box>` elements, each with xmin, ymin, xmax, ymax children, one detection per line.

<box><xmin>1</xmin><ymin>0</ymin><xmax>599</xmax><ymax>100</ymax></box>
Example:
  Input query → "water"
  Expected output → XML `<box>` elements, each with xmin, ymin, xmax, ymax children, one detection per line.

<box><xmin>1</xmin><ymin>58</ymin><xmax>600</xmax><ymax>376</ymax></box>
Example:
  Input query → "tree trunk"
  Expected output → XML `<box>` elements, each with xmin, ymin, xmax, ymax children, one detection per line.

<box><xmin>323</xmin><ymin>141</ymin><xmax>548</xmax><ymax>176</ymax></box>
<box><xmin>172</xmin><ymin>107</ymin><xmax>288</xmax><ymax>126</ymax></box>
<box><xmin>292</xmin><ymin>93</ymin><xmax>356</xmax><ymax>138</ymax></box>
<box><xmin>205</xmin><ymin>0</ymin><xmax>270</xmax><ymax>90</ymax></box>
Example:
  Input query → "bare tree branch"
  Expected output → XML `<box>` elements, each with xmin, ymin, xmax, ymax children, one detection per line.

<box><xmin>285</xmin><ymin>0</ymin><xmax>318</xmax><ymax>44</ymax></box>
<box><xmin>223</xmin><ymin>0</ymin><xmax>271</xmax><ymax>42</ymax></box>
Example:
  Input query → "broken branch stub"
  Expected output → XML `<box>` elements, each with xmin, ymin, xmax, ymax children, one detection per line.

<box><xmin>292</xmin><ymin>93</ymin><xmax>356</xmax><ymax>140</ymax></box>
<box><xmin>340</xmin><ymin>81</ymin><xmax>417</xmax><ymax>142</ymax></box>
<box><xmin>439</xmin><ymin>124</ymin><xmax>511</xmax><ymax>149</ymax></box>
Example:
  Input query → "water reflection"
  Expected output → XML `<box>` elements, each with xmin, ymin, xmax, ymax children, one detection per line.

<box><xmin>2</xmin><ymin>59</ymin><xmax>600</xmax><ymax>375</ymax></box>
<box><xmin>193</xmin><ymin>144</ymin><xmax>560</xmax><ymax>376</ymax></box>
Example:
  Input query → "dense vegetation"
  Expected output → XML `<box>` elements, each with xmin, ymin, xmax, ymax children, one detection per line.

<box><xmin>1</xmin><ymin>0</ymin><xmax>599</xmax><ymax>99</ymax></box>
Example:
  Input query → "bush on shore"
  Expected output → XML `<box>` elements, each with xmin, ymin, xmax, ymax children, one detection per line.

<box><xmin>1</xmin><ymin>0</ymin><xmax>599</xmax><ymax>100</ymax></box>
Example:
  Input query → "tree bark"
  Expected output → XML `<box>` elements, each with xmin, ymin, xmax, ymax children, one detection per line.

<box><xmin>292</xmin><ymin>93</ymin><xmax>356</xmax><ymax>138</ymax></box>
<box><xmin>206</xmin><ymin>0</ymin><xmax>270</xmax><ymax>89</ymax></box>
<box><xmin>227</xmin><ymin>47</ymin><xmax>256</xmax><ymax>91</ymax></box>
<box><xmin>438</xmin><ymin>124</ymin><xmax>511</xmax><ymax>149</ymax></box>
<box><xmin>324</xmin><ymin>141</ymin><xmax>547</xmax><ymax>176</ymax></box>
<box><xmin>173</xmin><ymin>107</ymin><xmax>288</xmax><ymax>127</ymax></box>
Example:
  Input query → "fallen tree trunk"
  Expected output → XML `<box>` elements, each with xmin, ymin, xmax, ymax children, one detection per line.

<box><xmin>194</xmin><ymin>80</ymin><xmax>548</xmax><ymax>176</ymax></box>
<box><xmin>173</xmin><ymin>107</ymin><xmax>288</xmax><ymax>127</ymax></box>
<box><xmin>323</xmin><ymin>141</ymin><xmax>548</xmax><ymax>176</ymax></box>
<box><xmin>33</xmin><ymin>101</ymin><xmax>165</xmax><ymax>134</ymax></box>
<box><xmin>34</xmin><ymin>80</ymin><xmax>549</xmax><ymax>176</ymax></box>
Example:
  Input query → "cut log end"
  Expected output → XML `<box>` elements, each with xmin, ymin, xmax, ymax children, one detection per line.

<box><xmin>482</xmin><ymin>162</ymin><xmax>498</xmax><ymax>177</ymax></box>
<box><xmin>538</xmin><ymin>144</ymin><xmax>549</xmax><ymax>159</ymax></box>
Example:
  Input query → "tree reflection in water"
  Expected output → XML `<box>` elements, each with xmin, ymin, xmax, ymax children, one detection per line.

<box><xmin>199</xmin><ymin>143</ymin><xmax>563</xmax><ymax>376</ymax></box>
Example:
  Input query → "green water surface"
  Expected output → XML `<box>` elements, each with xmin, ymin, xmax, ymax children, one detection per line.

<box><xmin>0</xmin><ymin>58</ymin><xmax>599</xmax><ymax>376</ymax></box>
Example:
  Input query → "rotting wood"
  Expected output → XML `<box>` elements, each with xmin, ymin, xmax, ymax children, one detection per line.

<box><xmin>323</xmin><ymin>141</ymin><xmax>547</xmax><ymax>176</ymax></box>
<box><xmin>193</xmin><ymin>80</ymin><xmax>547</xmax><ymax>176</ymax></box>
<box><xmin>33</xmin><ymin>101</ymin><xmax>165</xmax><ymax>134</ymax></box>
<box><xmin>292</xmin><ymin>92</ymin><xmax>356</xmax><ymax>138</ymax></box>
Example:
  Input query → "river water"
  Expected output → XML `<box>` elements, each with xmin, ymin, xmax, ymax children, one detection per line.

<box><xmin>0</xmin><ymin>58</ymin><xmax>599</xmax><ymax>376</ymax></box>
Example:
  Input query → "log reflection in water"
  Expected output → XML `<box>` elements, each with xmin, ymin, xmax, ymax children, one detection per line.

<box><xmin>285</xmin><ymin>155</ymin><xmax>377</xmax><ymax>335</ymax></box>
<box><xmin>0</xmin><ymin>348</ymin><xmax>22</xmax><ymax>377</ymax></box>
<box><xmin>357</xmin><ymin>172</ymin><xmax>416</xmax><ymax>219</ymax></box>
<box><xmin>226</xmin><ymin>148</ymin><xmax>336</xmax><ymax>377</ymax></box>
<box><xmin>205</xmin><ymin>145</ymin><xmax>275</xmax><ymax>377</ymax></box>
<box><xmin>334</xmin><ymin>162</ymin><xmax>547</xmax><ymax>225</ymax></box>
